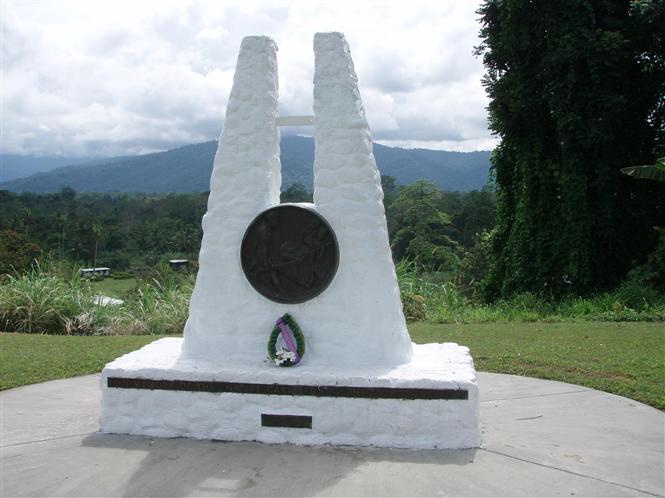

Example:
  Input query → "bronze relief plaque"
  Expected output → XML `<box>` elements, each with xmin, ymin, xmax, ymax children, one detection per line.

<box><xmin>240</xmin><ymin>205</ymin><xmax>339</xmax><ymax>304</ymax></box>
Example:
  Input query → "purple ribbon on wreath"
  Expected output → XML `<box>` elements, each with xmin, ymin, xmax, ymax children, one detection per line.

<box><xmin>276</xmin><ymin>318</ymin><xmax>301</xmax><ymax>365</ymax></box>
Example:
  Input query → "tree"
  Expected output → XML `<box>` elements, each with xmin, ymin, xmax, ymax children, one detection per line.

<box><xmin>55</xmin><ymin>212</ymin><xmax>68</xmax><ymax>262</ymax></box>
<box><xmin>381</xmin><ymin>174</ymin><xmax>398</xmax><ymax>203</ymax></box>
<box><xmin>389</xmin><ymin>181</ymin><xmax>462</xmax><ymax>270</ymax></box>
<box><xmin>280</xmin><ymin>183</ymin><xmax>312</xmax><ymax>203</ymax></box>
<box><xmin>440</xmin><ymin>188</ymin><xmax>496</xmax><ymax>248</ymax></box>
<box><xmin>477</xmin><ymin>0</ymin><xmax>665</xmax><ymax>298</ymax></box>
<box><xmin>91</xmin><ymin>222</ymin><xmax>102</xmax><ymax>270</ymax></box>
<box><xmin>0</xmin><ymin>230</ymin><xmax>40</xmax><ymax>275</ymax></box>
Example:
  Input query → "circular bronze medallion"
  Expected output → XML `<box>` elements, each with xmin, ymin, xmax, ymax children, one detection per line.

<box><xmin>241</xmin><ymin>204</ymin><xmax>339</xmax><ymax>304</ymax></box>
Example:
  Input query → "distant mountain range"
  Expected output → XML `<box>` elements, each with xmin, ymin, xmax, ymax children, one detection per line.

<box><xmin>1</xmin><ymin>136</ymin><xmax>491</xmax><ymax>193</ymax></box>
<box><xmin>1</xmin><ymin>155</ymin><xmax>96</xmax><ymax>183</ymax></box>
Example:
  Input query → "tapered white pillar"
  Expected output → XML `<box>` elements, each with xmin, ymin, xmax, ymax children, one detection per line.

<box><xmin>182</xmin><ymin>36</ymin><xmax>281</xmax><ymax>360</ymax></box>
<box><xmin>311</xmin><ymin>32</ymin><xmax>412</xmax><ymax>364</ymax></box>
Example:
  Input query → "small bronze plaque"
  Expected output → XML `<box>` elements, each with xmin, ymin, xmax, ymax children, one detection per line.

<box><xmin>240</xmin><ymin>204</ymin><xmax>339</xmax><ymax>304</ymax></box>
<box><xmin>261</xmin><ymin>414</ymin><xmax>312</xmax><ymax>429</ymax></box>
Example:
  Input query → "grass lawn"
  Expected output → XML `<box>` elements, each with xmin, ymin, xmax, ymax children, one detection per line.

<box><xmin>1</xmin><ymin>322</ymin><xmax>663</xmax><ymax>409</ymax></box>
<box><xmin>89</xmin><ymin>277</ymin><xmax>138</xmax><ymax>298</ymax></box>
<box><xmin>0</xmin><ymin>334</ymin><xmax>166</xmax><ymax>391</ymax></box>
<box><xmin>409</xmin><ymin>321</ymin><xmax>665</xmax><ymax>409</ymax></box>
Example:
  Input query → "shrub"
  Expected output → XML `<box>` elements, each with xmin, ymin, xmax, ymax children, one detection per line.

<box><xmin>615</xmin><ymin>281</ymin><xmax>663</xmax><ymax>310</ymax></box>
<box><xmin>401</xmin><ymin>292</ymin><xmax>426</xmax><ymax>321</ymax></box>
<box><xmin>0</xmin><ymin>230</ymin><xmax>41</xmax><ymax>275</ymax></box>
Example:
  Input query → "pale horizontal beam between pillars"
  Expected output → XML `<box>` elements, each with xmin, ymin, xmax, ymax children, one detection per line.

<box><xmin>276</xmin><ymin>115</ymin><xmax>314</xmax><ymax>126</ymax></box>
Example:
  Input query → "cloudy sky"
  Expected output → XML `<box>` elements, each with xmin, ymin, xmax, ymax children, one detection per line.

<box><xmin>1</xmin><ymin>0</ymin><xmax>496</xmax><ymax>158</ymax></box>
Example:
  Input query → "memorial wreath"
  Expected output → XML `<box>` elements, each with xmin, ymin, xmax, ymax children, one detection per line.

<box><xmin>268</xmin><ymin>313</ymin><xmax>305</xmax><ymax>366</ymax></box>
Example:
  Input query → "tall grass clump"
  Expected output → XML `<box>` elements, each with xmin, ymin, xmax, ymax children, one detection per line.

<box><xmin>0</xmin><ymin>266</ymin><xmax>112</xmax><ymax>334</ymax></box>
<box><xmin>425</xmin><ymin>289</ymin><xmax>665</xmax><ymax>324</ymax></box>
<box><xmin>396</xmin><ymin>259</ymin><xmax>665</xmax><ymax>323</ymax></box>
<box><xmin>396</xmin><ymin>259</ymin><xmax>464</xmax><ymax>320</ymax></box>
<box><xmin>1</xmin><ymin>264</ymin><xmax>194</xmax><ymax>335</ymax></box>
<box><xmin>111</xmin><ymin>271</ymin><xmax>193</xmax><ymax>335</ymax></box>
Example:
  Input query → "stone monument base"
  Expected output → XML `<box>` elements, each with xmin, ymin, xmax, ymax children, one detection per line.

<box><xmin>99</xmin><ymin>338</ymin><xmax>479</xmax><ymax>449</ymax></box>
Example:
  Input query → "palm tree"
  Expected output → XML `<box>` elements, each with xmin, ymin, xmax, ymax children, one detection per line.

<box><xmin>56</xmin><ymin>212</ymin><xmax>68</xmax><ymax>262</ymax></box>
<box><xmin>91</xmin><ymin>222</ymin><xmax>102</xmax><ymax>271</ymax></box>
<box><xmin>21</xmin><ymin>208</ymin><xmax>36</xmax><ymax>238</ymax></box>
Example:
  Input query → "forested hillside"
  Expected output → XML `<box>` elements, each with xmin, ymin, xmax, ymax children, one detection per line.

<box><xmin>1</xmin><ymin>136</ymin><xmax>491</xmax><ymax>193</ymax></box>
<box><xmin>0</xmin><ymin>181</ymin><xmax>496</xmax><ymax>274</ymax></box>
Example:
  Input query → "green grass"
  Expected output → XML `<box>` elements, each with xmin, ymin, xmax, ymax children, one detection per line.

<box><xmin>89</xmin><ymin>277</ymin><xmax>138</xmax><ymax>298</ymax></box>
<box><xmin>409</xmin><ymin>321</ymin><xmax>665</xmax><ymax>409</ymax></box>
<box><xmin>1</xmin><ymin>322</ymin><xmax>663</xmax><ymax>410</ymax></box>
<box><xmin>0</xmin><ymin>333</ymin><xmax>167</xmax><ymax>390</ymax></box>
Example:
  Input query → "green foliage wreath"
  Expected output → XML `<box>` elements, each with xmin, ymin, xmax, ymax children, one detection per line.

<box><xmin>268</xmin><ymin>313</ymin><xmax>305</xmax><ymax>367</ymax></box>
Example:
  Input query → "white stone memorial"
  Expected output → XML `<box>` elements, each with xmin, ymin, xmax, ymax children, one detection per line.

<box><xmin>99</xmin><ymin>33</ymin><xmax>480</xmax><ymax>449</ymax></box>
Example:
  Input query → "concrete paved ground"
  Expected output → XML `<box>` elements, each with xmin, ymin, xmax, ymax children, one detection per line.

<box><xmin>1</xmin><ymin>373</ymin><xmax>663</xmax><ymax>497</ymax></box>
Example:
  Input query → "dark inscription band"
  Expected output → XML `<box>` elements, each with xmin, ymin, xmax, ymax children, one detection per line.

<box><xmin>261</xmin><ymin>414</ymin><xmax>312</xmax><ymax>429</ymax></box>
<box><xmin>107</xmin><ymin>377</ymin><xmax>468</xmax><ymax>400</ymax></box>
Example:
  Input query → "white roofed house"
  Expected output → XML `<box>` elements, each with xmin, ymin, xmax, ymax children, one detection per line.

<box><xmin>79</xmin><ymin>267</ymin><xmax>110</xmax><ymax>277</ymax></box>
<box><xmin>168</xmin><ymin>259</ymin><xmax>190</xmax><ymax>270</ymax></box>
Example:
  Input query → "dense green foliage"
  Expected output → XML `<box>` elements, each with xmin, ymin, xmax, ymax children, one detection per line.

<box><xmin>0</xmin><ymin>189</ymin><xmax>207</xmax><ymax>269</ymax></box>
<box><xmin>389</xmin><ymin>181</ymin><xmax>462</xmax><ymax>270</ymax></box>
<box><xmin>1</xmin><ymin>136</ymin><xmax>491</xmax><ymax>193</ymax></box>
<box><xmin>0</xmin><ymin>182</ymin><xmax>494</xmax><ymax>271</ymax></box>
<box><xmin>385</xmin><ymin>182</ymin><xmax>497</xmax><ymax>272</ymax></box>
<box><xmin>477</xmin><ymin>0</ymin><xmax>665</xmax><ymax>298</ymax></box>
<box><xmin>0</xmin><ymin>229</ymin><xmax>40</xmax><ymax>274</ymax></box>
<box><xmin>2</xmin><ymin>180</ymin><xmax>661</xmax><ymax>335</ymax></box>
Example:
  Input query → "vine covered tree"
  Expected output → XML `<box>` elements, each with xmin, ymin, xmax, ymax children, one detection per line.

<box><xmin>477</xmin><ymin>0</ymin><xmax>665</xmax><ymax>298</ymax></box>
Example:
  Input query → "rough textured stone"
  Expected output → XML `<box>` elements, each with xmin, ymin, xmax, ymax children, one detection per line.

<box><xmin>100</xmin><ymin>338</ymin><xmax>479</xmax><ymax>449</ymax></box>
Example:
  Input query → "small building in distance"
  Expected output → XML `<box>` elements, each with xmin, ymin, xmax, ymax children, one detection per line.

<box><xmin>80</xmin><ymin>267</ymin><xmax>110</xmax><ymax>278</ymax></box>
<box><xmin>169</xmin><ymin>259</ymin><xmax>190</xmax><ymax>271</ymax></box>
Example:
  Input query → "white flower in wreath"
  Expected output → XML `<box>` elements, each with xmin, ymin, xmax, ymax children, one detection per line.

<box><xmin>274</xmin><ymin>349</ymin><xmax>296</xmax><ymax>365</ymax></box>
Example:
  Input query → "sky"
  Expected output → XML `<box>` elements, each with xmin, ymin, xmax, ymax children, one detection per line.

<box><xmin>1</xmin><ymin>0</ymin><xmax>497</xmax><ymax>158</ymax></box>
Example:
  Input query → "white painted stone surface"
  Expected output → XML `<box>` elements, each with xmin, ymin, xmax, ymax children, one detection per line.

<box><xmin>181</xmin><ymin>35</ymin><xmax>282</xmax><ymax>363</ymax></box>
<box><xmin>100</xmin><ymin>338</ymin><xmax>479</xmax><ymax>449</ymax></box>
<box><xmin>181</xmin><ymin>32</ymin><xmax>411</xmax><ymax>367</ymax></box>
<box><xmin>311</xmin><ymin>32</ymin><xmax>412</xmax><ymax>365</ymax></box>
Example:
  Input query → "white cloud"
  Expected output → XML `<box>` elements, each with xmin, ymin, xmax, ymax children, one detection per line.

<box><xmin>0</xmin><ymin>0</ymin><xmax>496</xmax><ymax>157</ymax></box>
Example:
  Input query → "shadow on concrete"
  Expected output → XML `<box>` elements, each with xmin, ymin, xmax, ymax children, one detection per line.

<box><xmin>82</xmin><ymin>433</ymin><xmax>477</xmax><ymax>497</ymax></box>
